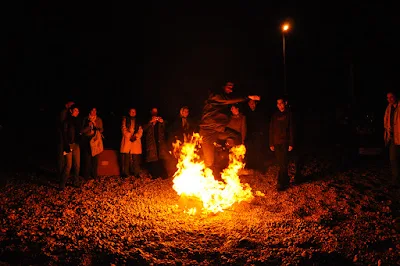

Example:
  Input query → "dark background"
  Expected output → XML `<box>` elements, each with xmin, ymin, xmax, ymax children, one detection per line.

<box><xmin>1</xmin><ymin>2</ymin><xmax>398</xmax><ymax>160</ymax></box>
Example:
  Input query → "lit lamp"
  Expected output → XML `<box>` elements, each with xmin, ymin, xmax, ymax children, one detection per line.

<box><xmin>281</xmin><ymin>23</ymin><xmax>290</xmax><ymax>94</ymax></box>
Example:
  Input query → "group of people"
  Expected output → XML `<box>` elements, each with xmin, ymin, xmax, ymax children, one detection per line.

<box><xmin>57</xmin><ymin>81</ymin><xmax>295</xmax><ymax>191</ymax></box>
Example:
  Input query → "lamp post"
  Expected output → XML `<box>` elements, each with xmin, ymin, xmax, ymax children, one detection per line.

<box><xmin>282</xmin><ymin>23</ymin><xmax>290</xmax><ymax>95</ymax></box>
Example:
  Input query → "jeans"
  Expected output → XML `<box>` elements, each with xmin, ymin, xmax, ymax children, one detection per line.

<box><xmin>389</xmin><ymin>141</ymin><xmax>400</xmax><ymax>184</ymax></box>
<box><xmin>60</xmin><ymin>143</ymin><xmax>80</xmax><ymax>189</ymax></box>
<box><xmin>200</xmin><ymin>127</ymin><xmax>241</xmax><ymax>168</ymax></box>
<box><xmin>57</xmin><ymin>142</ymin><xmax>65</xmax><ymax>177</ymax></box>
<box><xmin>274</xmin><ymin>144</ymin><xmax>289</xmax><ymax>188</ymax></box>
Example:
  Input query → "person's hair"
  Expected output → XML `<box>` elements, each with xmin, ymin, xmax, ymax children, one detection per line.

<box><xmin>276</xmin><ymin>95</ymin><xmax>288</xmax><ymax>102</ymax></box>
<box><xmin>69</xmin><ymin>104</ymin><xmax>79</xmax><ymax>111</ymax></box>
<box><xmin>387</xmin><ymin>91</ymin><xmax>397</xmax><ymax>97</ymax></box>
<box><xmin>231</xmin><ymin>104</ymin><xmax>240</xmax><ymax>109</ymax></box>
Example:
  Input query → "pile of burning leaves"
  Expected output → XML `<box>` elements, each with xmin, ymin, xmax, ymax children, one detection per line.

<box><xmin>1</xmin><ymin>158</ymin><xmax>400</xmax><ymax>265</ymax></box>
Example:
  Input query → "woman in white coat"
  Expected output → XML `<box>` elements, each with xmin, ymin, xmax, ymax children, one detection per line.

<box><xmin>120</xmin><ymin>108</ymin><xmax>143</xmax><ymax>177</ymax></box>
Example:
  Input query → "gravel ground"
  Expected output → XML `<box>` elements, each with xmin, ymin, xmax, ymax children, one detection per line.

<box><xmin>1</xmin><ymin>158</ymin><xmax>400</xmax><ymax>265</ymax></box>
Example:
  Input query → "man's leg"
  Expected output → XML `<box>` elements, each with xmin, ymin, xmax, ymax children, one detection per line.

<box><xmin>218</xmin><ymin>128</ymin><xmax>241</xmax><ymax>146</ymax></box>
<box><xmin>389</xmin><ymin>142</ymin><xmax>400</xmax><ymax>184</ymax></box>
<box><xmin>57</xmin><ymin>142</ymin><xmax>65</xmax><ymax>178</ymax></box>
<box><xmin>276</xmin><ymin>144</ymin><xmax>289</xmax><ymax>190</ymax></box>
<box><xmin>60</xmin><ymin>151</ymin><xmax>72</xmax><ymax>190</ymax></box>
<box><xmin>200</xmin><ymin>129</ymin><xmax>217</xmax><ymax>168</ymax></box>
<box><xmin>72</xmin><ymin>144</ymin><xmax>81</xmax><ymax>185</ymax></box>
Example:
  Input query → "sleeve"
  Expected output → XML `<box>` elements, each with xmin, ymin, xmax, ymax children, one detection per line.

<box><xmin>210</xmin><ymin>94</ymin><xmax>248</xmax><ymax>105</ymax></box>
<box><xmin>96</xmin><ymin>117</ymin><xmax>104</xmax><ymax>133</ymax></box>
<box><xmin>81</xmin><ymin>118</ymin><xmax>92</xmax><ymax>136</ymax></box>
<box><xmin>135</xmin><ymin>126</ymin><xmax>143</xmax><ymax>139</ymax></box>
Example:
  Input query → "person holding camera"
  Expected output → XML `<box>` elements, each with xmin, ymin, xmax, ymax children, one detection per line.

<box><xmin>120</xmin><ymin>108</ymin><xmax>143</xmax><ymax>178</ymax></box>
<box><xmin>143</xmin><ymin>107</ymin><xmax>169</xmax><ymax>178</ymax></box>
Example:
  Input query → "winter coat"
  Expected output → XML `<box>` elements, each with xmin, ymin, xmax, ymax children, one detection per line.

<box><xmin>120</xmin><ymin>116</ymin><xmax>143</xmax><ymax>154</ymax></box>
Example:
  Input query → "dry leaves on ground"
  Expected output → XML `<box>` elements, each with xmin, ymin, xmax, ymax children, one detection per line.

<box><xmin>1</xmin><ymin>159</ymin><xmax>400</xmax><ymax>265</ymax></box>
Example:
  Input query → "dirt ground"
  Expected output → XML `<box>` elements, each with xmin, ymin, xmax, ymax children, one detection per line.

<box><xmin>1</xmin><ymin>156</ymin><xmax>399</xmax><ymax>265</ymax></box>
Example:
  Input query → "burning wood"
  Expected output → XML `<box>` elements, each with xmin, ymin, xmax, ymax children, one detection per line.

<box><xmin>172</xmin><ymin>133</ymin><xmax>262</xmax><ymax>215</ymax></box>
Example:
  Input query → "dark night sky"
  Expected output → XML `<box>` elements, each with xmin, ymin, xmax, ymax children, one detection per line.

<box><xmin>2</xmin><ymin>2</ymin><xmax>399</xmax><ymax>120</ymax></box>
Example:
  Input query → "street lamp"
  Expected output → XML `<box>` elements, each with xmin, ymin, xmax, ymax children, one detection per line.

<box><xmin>281</xmin><ymin>23</ymin><xmax>290</xmax><ymax>95</ymax></box>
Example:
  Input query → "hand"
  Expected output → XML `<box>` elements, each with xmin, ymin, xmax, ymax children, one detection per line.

<box><xmin>157</xmin><ymin>117</ymin><xmax>164</xmax><ymax>123</ymax></box>
<box><xmin>270</xmin><ymin>146</ymin><xmax>275</xmax><ymax>151</ymax></box>
<box><xmin>288</xmin><ymin>146</ymin><xmax>293</xmax><ymax>152</ymax></box>
<box><xmin>248</xmin><ymin>95</ymin><xmax>261</xmax><ymax>101</ymax></box>
<box><xmin>150</xmin><ymin>116</ymin><xmax>157</xmax><ymax>124</ymax></box>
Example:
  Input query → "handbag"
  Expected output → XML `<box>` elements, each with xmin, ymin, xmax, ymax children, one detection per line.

<box><xmin>90</xmin><ymin>130</ymin><xmax>104</xmax><ymax>157</ymax></box>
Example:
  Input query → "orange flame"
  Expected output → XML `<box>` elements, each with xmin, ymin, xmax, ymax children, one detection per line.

<box><xmin>172</xmin><ymin>133</ymin><xmax>256</xmax><ymax>214</ymax></box>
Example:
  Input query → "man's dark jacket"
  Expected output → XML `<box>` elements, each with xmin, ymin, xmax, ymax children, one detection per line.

<box><xmin>200</xmin><ymin>92</ymin><xmax>247</xmax><ymax>132</ymax></box>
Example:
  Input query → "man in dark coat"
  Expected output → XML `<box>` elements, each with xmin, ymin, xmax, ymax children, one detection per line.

<box><xmin>269</xmin><ymin>96</ymin><xmax>294</xmax><ymax>191</ymax></box>
<box><xmin>57</xmin><ymin>100</ymin><xmax>75</xmax><ymax>178</ymax></box>
<box><xmin>199</xmin><ymin>81</ymin><xmax>260</xmax><ymax>169</ymax></box>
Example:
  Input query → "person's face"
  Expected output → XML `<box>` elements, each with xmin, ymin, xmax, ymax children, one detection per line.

<box><xmin>70</xmin><ymin>107</ymin><xmax>79</xmax><ymax>117</ymax></box>
<box><xmin>151</xmin><ymin>108</ymin><xmax>158</xmax><ymax>117</ymax></box>
<box><xmin>387</xmin><ymin>93</ymin><xmax>397</xmax><ymax>105</ymax></box>
<box><xmin>224</xmin><ymin>82</ymin><xmax>234</xmax><ymax>94</ymax></box>
<box><xmin>129</xmin><ymin>109</ymin><xmax>136</xmax><ymax>117</ymax></box>
<box><xmin>248</xmin><ymin>100</ymin><xmax>256</xmax><ymax>110</ymax></box>
<box><xmin>181</xmin><ymin>108</ymin><xmax>189</xmax><ymax>118</ymax></box>
<box><xmin>231</xmin><ymin>106</ymin><xmax>239</xmax><ymax>115</ymax></box>
<box><xmin>89</xmin><ymin>108</ymin><xmax>97</xmax><ymax>117</ymax></box>
<box><xmin>277</xmin><ymin>99</ymin><xmax>286</xmax><ymax>112</ymax></box>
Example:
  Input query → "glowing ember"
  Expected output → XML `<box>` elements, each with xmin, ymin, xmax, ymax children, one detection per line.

<box><xmin>172</xmin><ymin>133</ymin><xmax>257</xmax><ymax>214</ymax></box>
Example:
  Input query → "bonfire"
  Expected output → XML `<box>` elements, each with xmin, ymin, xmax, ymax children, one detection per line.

<box><xmin>172</xmin><ymin>133</ymin><xmax>263</xmax><ymax>215</ymax></box>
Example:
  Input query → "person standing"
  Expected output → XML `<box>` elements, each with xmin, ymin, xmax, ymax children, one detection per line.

<box><xmin>226</xmin><ymin>104</ymin><xmax>247</xmax><ymax>145</ymax></box>
<box><xmin>57</xmin><ymin>100</ymin><xmax>74</xmax><ymax>177</ymax></box>
<box><xmin>169</xmin><ymin>106</ymin><xmax>196</xmax><ymax>145</ymax></box>
<box><xmin>120</xmin><ymin>108</ymin><xmax>143</xmax><ymax>178</ymax></box>
<box><xmin>143</xmin><ymin>107</ymin><xmax>169</xmax><ymax>178</ymax></box>
<box><xmin>244</xmin><ymin>99</ymin><xmax>267</xmax><ymax>173</ymax></box>
<box><xmin>81</xmin><ymin>107</ymin><xmax>104</xmax><ymax>180</ymax></box>
<box><xmin>384</xmin><ymin>92</ymin><xmax>400</xmax><ymax>186</ymax></box>
<box><xmin>269</xmin><ymin>96</ymin><xmax>294</xmax><ymax>191</ymax></box>
<box><xmin>60</xmin><ymin>104</ymin><xmax>82</xmax><ymax>190</ymax></box>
